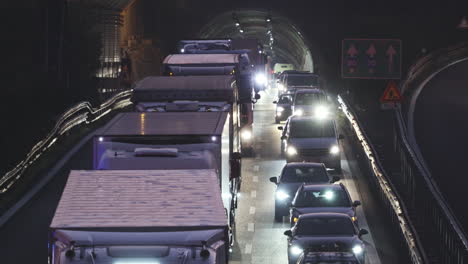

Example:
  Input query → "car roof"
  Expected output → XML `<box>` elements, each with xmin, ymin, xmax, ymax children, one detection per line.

<box><xmin>294</xmin><ymin>88</ymin><xmax>324</xmax><ymax>94</ymax></box>
<box><xmin>301</xmin><ymin>183</ymin><xmax>344</xmax><ymax>192</ymax></box>
<box><xmin>285</xmin><ymin>162</ymin><xmax>326</xmax><ymax>168</ymax></box>
<box><xmin>298</xmin><ymin>212</ymin><xmax>351</xmax><ymax>220</ymax></box>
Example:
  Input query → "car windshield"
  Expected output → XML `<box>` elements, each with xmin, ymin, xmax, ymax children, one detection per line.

<box><xmin>290</xmin><ymin>120</ymin><xmax>335</xmax><ymax>138</ymax></box>
<box><xmin>296</xmin><ymin>218</ymin><xmax>355</xmax><ymax>236</ymax></box>
<box><xmin>294</xmin><ymin>189</ymin><xmax>351</xmax><ymax>207</ymax></box>
<box><xmin>278</xmin><ymin>95</ymin><xmax>293</xmax><ymax>104</ymax></box>
<box><xmin>295</xmin><ymin>92</ymin><xmax>326</xmax><ymax>105</ymax></box>
<box><xmin>287</xmin><ymin>75</ymin><xmax>318</xmax><ymax>86</ymax></box>
<box><xmin>281</xmin><ymin>166</ymin><xmax>329</xmax><ymax>183</ymax></box>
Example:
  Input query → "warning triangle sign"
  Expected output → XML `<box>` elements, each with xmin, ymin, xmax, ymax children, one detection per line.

<box><xmin>380</xmin><ymin>81</ymin><xmax>402</xmax><ymax>103</ymax></box>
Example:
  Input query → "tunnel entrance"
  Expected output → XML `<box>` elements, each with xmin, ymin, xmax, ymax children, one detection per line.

<box><xmin>197</xmin><ymin>9</ymin><xmax>314</xmax><ymax>73</ymax></box>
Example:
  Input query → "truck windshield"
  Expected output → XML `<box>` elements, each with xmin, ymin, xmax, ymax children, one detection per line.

<box><xmin>281</xmin><ymin>166</ymin><xmax>329</xmax><ymax>183</ymax></box>
<box><xmin>296</xmin><ymin>218</ymin><xmax>355</xmax><ymax>236</ymax></box>
<box><xmin>295</xmin><ymin>93</ymin><xmax>325</xmax><ymax>105</ymax></box>
<box><xmin>290</xmin><ymin>120</ymin><xmax>335</xmax><ymax>138</ymax></box>
<box><xmin>294</xmin><ymin>189</ymin><xmax>351</xmax><ymax>207</ymax></box>
<box><xmin>287</xmin><ymin>75</ymin><xmax>318</xmax><ymax>86</ymax></box>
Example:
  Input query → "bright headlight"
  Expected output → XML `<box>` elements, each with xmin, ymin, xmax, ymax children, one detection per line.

<box><xmin>276</xmin><ymin>190</ymin><xmax>290</xmax><ymax>200</ymax></box>
<box><xmin>290</xmin><ymin>245</ymin><xmax>303</xmax><ymax>256</ymax></box>
<box><xmin>314</xmin><ymin>105</ymin><xmax>329</xmax><ymax>119</ymax></box>
<box><xmin>330</xmin><ymin>145</ymin><xmax>340</xmax><ymax>155</ymax></box>
<box><xmin>278</xmin><ymin>83</ymin><xmax>285</xmax><ymax>91</ymax></box>
<box><xmin>286</xmin><ymin>146</ymin><xmax>297</xmax><ymax>156</ymax></box>
<box><xmin>294</xmin><ymin>109</ymin><xmax>303</xmax><ymax>116</ymax></box>
<box><xmin>277</xmin><ymin>106</ymin><xmax>285</xmax><ymax>112</ymax></box>
<box><xmin>352</xmin><ymin>245</ymin><xmax>364</xmax><ymax>255</ymax></box>
<box><xmin>241</xmin><ymin>130</ymin><xmax>252</xmax><ymax>141</ymax></box>
<box><xmin>180</xmin><ymin>48</ymin><xmax>185</xmax><ymax>53</ymax></box>
<box><xmin>255</xmin><ymin>73</ymin><xmax>267</xmax><ymax>85</ymax></box>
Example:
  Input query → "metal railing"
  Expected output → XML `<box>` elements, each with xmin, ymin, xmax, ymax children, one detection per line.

<box><xmin>0</xmin><ymin>90</ymin><xmax>133</xmax><ymax>194</ymax></box>
<box><xmin>394</xmin><ymin>107</ymin><xmax>468</xmax><ymax>264</ymax></box>
<box><xmin>338</xmin><ymin>95</ymin><xmax>426</xmax><ymax>264</ymax></box>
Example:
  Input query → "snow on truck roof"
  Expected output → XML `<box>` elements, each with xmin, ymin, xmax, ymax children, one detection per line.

<box><xmin>131</xmin><ymin>75</ymin><xmax>235</xmax><ymax>103</ymax></box>
<box><xmin>50</xmin><ymin>169</ymin><xmax>227</xmax><ymax>230</ymax></box>
<box><xmin>97</xmin><ymin>112</ymin><xmax>227</xmax><ymax>136</ymax></box>
<box><xmin>163</xmin><ymin>53</ymin><xmax>240</xmax><ymax>64</ymax></box>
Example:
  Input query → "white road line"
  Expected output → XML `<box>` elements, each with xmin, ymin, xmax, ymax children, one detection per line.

<box><xmin>249</xmin><ymin>206</ymin><xmax>256</xmax><ymax>214</ymax></box>
<box><xmin>253</xmin><ymin>165</ymin><xmax>260</xmax><ymax>172</ymax></box>
<box><xmin>251</xmin><ymin>190</ymin><xmax>257</xmax><ymax>198</ymax></box>
<box><xmin>245</xmin><ymin>243</ymin><xmax>253</xmax><ymax>254</ymax></box>
<box><xmin>253</xmin><ymin>176</ymin><xmax>259</xmax><ymax>182</ymax></box>
<box><xmin>248</xmin><ymin>223</ymin><xmax>255</xmax><ymax>232</ymax></box>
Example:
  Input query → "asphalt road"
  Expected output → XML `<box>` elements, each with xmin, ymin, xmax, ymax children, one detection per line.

<box><xmin>0</xmin><ymin>85</ymin><xmax>403</xmax><ymax>264</ymax></box>
<box><xmin>413</xmin><ymin>58</ymin><xmax>468</xmax><ymax>235</ymax></box>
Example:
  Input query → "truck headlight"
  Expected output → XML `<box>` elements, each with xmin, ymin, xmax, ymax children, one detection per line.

<box><xmin>330</xmin><ymin>145</ymin><xmax>340</xmax><ymax>155</ymax></box>
<box><xmin>241</xmin><ymin>130</ymin><xmax>252</xmax><ymax>141</ymax></box>
<box><xmin>286</xmin><ymin>146</ymin><xmax>297</xmax><ymax>156</ymax></box>
<box><xmin>290</xmin><ymin>245</ymin><xmax>303</xmax><ymax>256</ymax></box>
<box><xmin>352</xmin><ymin>245</ymin><xmax>363</xmax><ymax>255</ymax></box>
<box><xmin>314</xmin><ymin>105</ymin><xmax>329</xmax><ymax>119</ymax></box>
<box><xmin>277</xmin><ymin>106</ymin><xmax>285</xmax><ymax>112</ymax></box>
<box><xmin>254</xmin><ymin>73</ymin><xmax>267</xmax><ymax>85</ymax></box>
<box><xmin>294</xmin><ymin>109</ymin><xmax>303</xmax><ymax>116</ymax></box>
<box><xmin>276</xmin><ymin>190</ymin><xmax>290</xmax><ymax>200</ymax></box>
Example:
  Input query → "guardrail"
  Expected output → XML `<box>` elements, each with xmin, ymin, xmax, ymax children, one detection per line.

<box><xmin>338</xmin><ymin>95</ymin><xmax>426</xmax><ymax>264</ymax></box>
<box><xmin>0</xmin><ymin>90</ymin><xmax>133</xmax><ymax>194</ymax></box>
<box><xmin>394</xmin><ymin>107</ymin><xmax>468</xmax><ymax>263</ymax></box>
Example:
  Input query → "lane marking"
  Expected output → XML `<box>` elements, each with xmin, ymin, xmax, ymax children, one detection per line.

<box><xmin>250</xmin><ymin>190</ymin><xmax>257</xmax><ymax>198</ymax></box>
<box><xmin>248</xmin><ymin>223</ymin><xmax>255</xmax><ymax>232</ymax></box>
<box><xmin>249</xmin><ymin>206</ymin><xmax>256</xmax><ymax>214</ymax></box>
<box><xmin>245</xmin><ymin>243</ymin><xmax>252</xmax><ymax>254</ymax></box>
<box><xmin>253</xmin><ymin>176</ymin><xmax>258</xmax><ymax>182</ymax></box>
<box><xmin>253</xmin><ymin>165</ymin><xmax>260</xmax><ymax>172</ymax></box>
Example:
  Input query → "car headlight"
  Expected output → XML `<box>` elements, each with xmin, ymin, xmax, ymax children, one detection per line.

<box><xmin>294</xmin><ymin>109</ymin><xmax>303</xmax><ymax>116</ymax></box>
<box><xmin>278</xmin><ymin>83</ymin><xmax>285</xmax><ymax>91</ymax></box>
<box><xmin>351</xmin><ymin>216</ymin><xmax>357</xmax><ymax>222</ymax></box>
<box><xmin>276</xmin><ymin>190</ymin><xmax>290</xmax><ymax>200</ymax></box>
<box><xmin>254</xmin><ymin>73</ymin><xmax>267</xmax><ymax>85</ymax></box>
<box><xmin>277</xmin><ymin>106</ymin><xmax>285</xmax><ymax>112</ymax></box>
<box><xmin>286</xmin><ymin>146</ymin><xmax>297</xmax><ymax>156</ymax></box>
<box><xmin>352</xmin><ymin>245</ymin><xmax>364</xmax><ymax>255</ymax></box>
<box><xmin>292</xmin><ymin>217</ymin><xmax>299</xmax><ymax>223</ymax></box>
<box><xmin>314</xmin><ymin>105</ymin><xmax>329</xmax><ymax>119</ymax></box>
<box><xmin>330</xmin><ymin>145</ymin><xmax>340</xmax><ymax>155</ymax></box>
<box><xmin>241</xmin><ymin>130</ymin><xmax>252</xmax><ymax>141</ymax></box>
<box><xmin>290</xmin><ymin>245</ymin><xmax>303</xmax><ymax>256</ymax></box>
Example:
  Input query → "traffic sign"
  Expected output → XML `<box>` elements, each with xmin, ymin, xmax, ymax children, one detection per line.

<box><xmin>342</xmin><ymin>39</ymin><xmax>402</xmax><ymax>79</ymax></box>
<box><xmin>380</xmin><ymin>81</ymin><xmax>402</xmax><ymax>103</ymax></box>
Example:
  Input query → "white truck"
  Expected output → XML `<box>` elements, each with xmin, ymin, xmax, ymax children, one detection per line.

<box><xmin>162</xmin><ymin>56</ymin><xmax>257</xmax><ymax>155</ymax></box>
<box><xmin>49</xmin><ymin>169</ymin><xmax>230</xmax><ymax>264</ymax></box>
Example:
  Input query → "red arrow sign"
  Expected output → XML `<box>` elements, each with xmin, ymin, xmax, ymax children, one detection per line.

<box><xmin>347</xmin><ymin>44</ymin><xmax>358</xmax><ymax>57</ymax></box>
<box><xmin>380</xmin><ymin>81</ymin><xmax>402</xmax><ymax>103</ymax></box>
<box><xmin>386</xmin><ymin>45</ymin><xmax>397</xmax><ymax>73</ymax></box>
<box><xmin>366</xmin><ymin>44</ymin><xmax>377</xmax><ymax>58</ymax></box>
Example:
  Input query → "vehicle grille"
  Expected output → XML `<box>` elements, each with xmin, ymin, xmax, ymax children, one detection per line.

<box><xmin>297</xmin><ymin>148</ymin><xmax>329</xmax><ymax>156</ymax></box>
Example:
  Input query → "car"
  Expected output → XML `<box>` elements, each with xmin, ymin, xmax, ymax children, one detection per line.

<box><xmin>289</xmin><ymin>183</ymin><xmax>361</xmax><ymax>227</ymax></box>
<box><xmin>295</xmin><ymin>251</ymin><xmax>362</xmax><ymax>264</ymax></box>
<box><xmin>284</xmin><ymin>213</ymin><xmax>368</xmax><ymax>264</ymax></box>
<box><xmin>277</xmin><ymin>72</ymin><xmax>320</xmax><ymax>96</ymax></box>
<box><xmin>269</xmin><ymin>163</ymin><xmax>340</xmax><ymax>222</ymax></box>
<box><xmin>273</xmin><ymin>92</ymin><xmax>294</xmax><ymax>123</ymax></box>
<box><xmin>278</xmin><ymin>116</ymin><xmax>343</xmax><ymax>172</ymax></box>
<box><xmin>291</xmin><ymin>89</ymin><xmax>330</xmax><ymax>118</ymax></box>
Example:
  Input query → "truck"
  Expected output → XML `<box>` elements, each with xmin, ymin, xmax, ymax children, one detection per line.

<box><xmin>49</xmin><ymin>169</ymin><xmax>231</xmax><ymax>264</ymax></box>
<box><xmin>160</xmin><ymin>61</ymin><xmax>255</xmax><ymax>154</ymax></box>
<box><xmin>177</xmin><ymin>39</ymin><xmax>232</xmax><ymax>54</ymax></box>
<box><xmin>231</xmin><ymin>38</ymin><xmax>267</xmax><ymax>92</ymax></box>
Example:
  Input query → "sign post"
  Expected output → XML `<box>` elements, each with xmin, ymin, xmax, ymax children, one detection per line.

<box><xmin>342</xmin><ymin>39</ymin><xmax>402</xmax><ymax>79</ymax></box>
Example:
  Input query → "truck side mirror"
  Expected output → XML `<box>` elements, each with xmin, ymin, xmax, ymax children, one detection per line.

<box><xmin>284</xmin><ymin>230</ymin><xmax>292</xmax><ymax>237</ymax></box>
<box><xmin>359</xmin><ymin>229</ymin><xmax>369</xmax><ymax>237</ymax></box>
<box><xmin>277</xmin><ymin>126</ymin><xmax>283</xmax><ymax>130</ymax></box>
<box><xmin>353</xmin><ymin>200</ymin><xmax>361</xmax><ymax>207</ymax></box>
<box><xmin>332</xmin><ymin>176</ymin><xmax>340</xmax><ymax>183</ymax></box>
<box><xmin>255</xmin><ymin>94</ymin><xmax>261</xmax><ymax>100</ymax></box>
<box><xmin>269</xmin><ymin>177</ymin><xmax>278</xmax><ymax>184</ymax></box>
